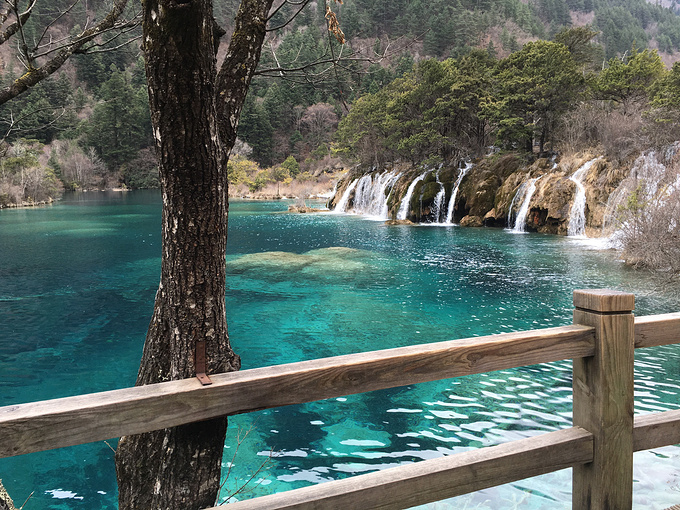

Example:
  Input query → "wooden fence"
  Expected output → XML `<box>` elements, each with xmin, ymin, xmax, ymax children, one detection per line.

<box><xmin>1</xmin><ymin>289</ymin><xmax>680</xmax><ymax>509</ymax></box>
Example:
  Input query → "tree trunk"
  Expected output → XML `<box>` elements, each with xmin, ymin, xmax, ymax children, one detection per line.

<box><xmin>115</xmin><ymin>0</ymin><xmax>272</xmax><ymax>508</ymax></box>
<box><xmin>0</xmin><ymin>480</ymin><xmax>16</xmax><ymax>510</ymax></box>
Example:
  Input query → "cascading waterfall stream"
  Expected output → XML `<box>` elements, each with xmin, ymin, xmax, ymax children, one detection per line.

<box><xmin>603</xmin><ymin>150</ymin><xmax>669</xmax><ymax>233</ymax></box>
<box><xmin>507</xmin><ymin>177</ymin><xmax>527</xmax><ymax>228</ymax></box>
<box><xmin>445</xmin><ymin>163</ymin><xmax>472</xmax><ymax>224</ymax></box>
<box><xmin>333</xmin><ymin>178</ymin><xmax>359</xmax><ymax>213</ymax></box>
<box><xmin>333</xmin><ymin>170</ymin><xmax>403</xmax><ymax>219</ymax></box>
<box><xmin>324</xmin><ymin>181</ymin><xmax>338</xmax><ymax>201</ymax></box>
<box><xmin>365</xmin><ymin>170</ymin><xmax>402</xmax><ymax>219</ymax></box>
<box><xmin>397</xmin><ymin>171</ymin><xmax>429</xmax><ymax>220</ymax></box>
<box><xmin>431</xmin><ymin>168</ymin><xmax>446</xmax><ymax>223</ymax></box>
<box><xmin>567</xmin><ymin>158</ymin><xmax>599</xmax><ymax>237</ymax></box>
<box><xmin>511</xmin><ymin>176</ymin><xmax>541</xmax><ymax>232</ymax></box>
<box><xmin>352</xmin><ymin>174</ymin><xmax>379</xmax><ymax>214</ymax></box>
<box><xmin>376</xmin><ymin>171</ymin><xmax>403</xmax><ymax>219</ymax></box>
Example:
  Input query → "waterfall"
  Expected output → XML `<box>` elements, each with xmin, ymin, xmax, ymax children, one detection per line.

<box><xmin>333</xmin><ymin>178</ymin><xmax>359</xmax><ymax>213</ymax></box>
<box><xmin>352</xmin><ymin>174</ymin><xmax>377</xmax><ymax>213</ymax></box>
<box><xmin>376</xmin><ymin>170</ymin><xmax>403</xmax><ymax>219</ymax></box>
<box><xmin>351</xmin><ymin>170</ymin><xmax>402</xmax><ymax>219</ymax></box>
<box><xmin>445</xmin><ymin>163</ymin><xmax>472</xmax><ymax>224</ymax></box>
<box><xmin>603</xmin><ymin>151</ymin><xmax>667</xmax><ymax>233</ymax></box>
<box><xmin>507</xmin><ymin>178</ymin><xmax>526</xmax><ymax>228</ymax></box>
<box><xmin>431</xmin><ymin>168</ymin><xmax>446</xmax><ymax>223</ymax></box>
<box><xmin>511</xmin><ymin>177</ymin><xmax>541</xmax><ymax>232</ymax></box>
<box><xmin>397</xmin><ymin>171</ymin><xmax>429</xmax><ymax>220</ymax></box>
<box><xmin>567</xmin><ymin>158</ymin><xmax>599</xmax><ymax>237</ymax></box>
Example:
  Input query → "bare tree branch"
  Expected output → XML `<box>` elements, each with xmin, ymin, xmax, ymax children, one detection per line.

<box><xmin>0</xmin><ymin>0</ymin><xmax>138</xmax><ymax>106</ymax></box>
<box><xmin>255</xmin><ymin>49</ymin><xmax>369</xmax><ymax>77</ymax></box>
<box><xmin>254</xmin><ymin>31</ymin><xmax>422</xmax><ymax>83</ymax></box>
<box><xmin>267</xmin><ymin>0</ymin><xmax>310</xmax><ymax>21</ymax></box>
<box><xmin>33</xmin><ymin>0</ymin><xmax>80</xmax><ymax>55</ymax></box>
<box><xmin>216</xmin><ymin>0</ymin><xmax>275</xmax><ymax>154</ymax></box>
<box><xmin>74</xmin><ymin>33</ymin><xmax>142</xmax><ymax>56</ymax></box>
<box><xmin>268</xmin><ymin>40</ymin><xmax>284</xmax><ymax>76</ymax></box>
<box><xmin>10</xmin><ymin>0</ymin><xmax>34</xmax><ymax>69</ymax></box>
<box><xmin>266</xmin><ymin>0</ymin><xmax>313</xmax><ymax>31</ymax></box>
<box><xmin>0</xmin><ymin>0</ymin><xmax>34</xmax><ymax>45</ymax></box>
<box><xmin>44</xmin><ymin>17</ymin><xmax>141</xmax><ymax>58</ymax></box>
<box><xmin>0</xmin><ymin>104</ymin><xmax>70</xmax><ymax>142</ymax></box>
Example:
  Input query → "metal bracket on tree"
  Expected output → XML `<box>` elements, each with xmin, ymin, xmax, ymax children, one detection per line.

<box><xmin>195</xmin><ymin>339</ymin><xmax>212</xmax><ymax>386</ymax></box>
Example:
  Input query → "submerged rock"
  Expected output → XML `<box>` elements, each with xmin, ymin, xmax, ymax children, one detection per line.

<box><xmin>288</xmin><ymin>205</ymin><xmax>317</xmax><ymax>213</ymax></box>
<box><xmin>384</xmin><ymin>219</ymin><xmax>414</xmax><ymax>225</ymax></box>
<box><xmin>228</xmin><ymin>247</ymin><xmax>382</xmax><ymax>284</ymax></box>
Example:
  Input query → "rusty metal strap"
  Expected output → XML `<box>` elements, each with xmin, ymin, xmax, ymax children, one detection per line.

<box><xmin>195</xmin><ymin>339</ymin><xmax>212</xmax><ymax>386</ymax></box>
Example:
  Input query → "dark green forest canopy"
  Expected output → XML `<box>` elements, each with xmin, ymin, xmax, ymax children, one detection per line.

<box><xmin>335</xmin><ymin>40</ymin><xmax>679</xmax><ymax>164</ymax></box>
<box><xmin>233</xmin><ymin>0</ymin><xmax>680</xmax><ymax>167</ymax></box>
<box><xmin>2</xmin><ymin>0</ymin><xmax>680</xmax><ymax>186</ymax></box>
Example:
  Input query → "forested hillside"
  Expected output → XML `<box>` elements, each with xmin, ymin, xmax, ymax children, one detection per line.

<box><xmin>2</xmin><ymin>0</ymin><xmax>680</xmax><ymax>206</ymax></box>
<box><xmin>335</xmin><ymin>38</ymin><xmax>680</xmax><ymax>165</ymax></box>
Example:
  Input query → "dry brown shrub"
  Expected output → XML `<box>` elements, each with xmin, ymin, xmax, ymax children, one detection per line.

<box><xmin>556</xmin><ymin>102</ymin><xmax>603</xmax><ymax>153</ymax></box>
<box><xmin>556</xmin><ymin>102</ymin><xmax>664</xmax><ymax>164</ymax></box>
<box><xmin>599</xmin><ymin>106</ymin><xmax>650</xmax><ymax>163</ymax></box>
<box><xmin>616</xmin><ymin>150</ymin><xmax>680</xmax><ymax>274</ymax></box>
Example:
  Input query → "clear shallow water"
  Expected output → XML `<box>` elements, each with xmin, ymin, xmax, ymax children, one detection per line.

<box><xmin>1</xmin><ymin>191</ymin><xmax>679</xmax><ymax>509</ymax></box>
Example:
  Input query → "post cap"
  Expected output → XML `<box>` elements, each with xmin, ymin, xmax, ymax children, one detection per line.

<box><xmin>573</xmin><ymin>289</ymin><xmax>635</xmax><ymax>313</ymax></box>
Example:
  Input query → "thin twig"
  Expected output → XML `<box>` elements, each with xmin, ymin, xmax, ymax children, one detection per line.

<box><xmin>33</xmin><ymin>0</ymin><xmax>80</xmax><ymax>54</ymax></box>
<box><xmin>266</xmin><ymin>0</ymin><xmax>313</xmax><ymax>31</ymax></box>
<box><xmin>18</xmin><ymin>491</ymin><xmax>34</xmax><ymax>510</ymax></box>
<box><xmin>222</xmin><ymin>449</ymin><xmax>273</xmax><ymax>503</ymax></box>
<box><xmin>219</xmin><ymin>424</ymin><xmax>256</xmax><ymax>492</ymax></box>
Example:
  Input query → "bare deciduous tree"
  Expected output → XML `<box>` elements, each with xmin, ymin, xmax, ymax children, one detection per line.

<box><xmin>51</xmin><ymin>140</ymin><xmax>107</xmax><ymax>188</ymax></box>
<box><xmin>301</xmin><ymin>102</ymin><xmax>337</xmax><ymax>147</ymax></box>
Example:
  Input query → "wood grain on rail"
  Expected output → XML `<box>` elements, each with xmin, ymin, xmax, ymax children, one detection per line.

<box><xmin>0</xmin><ymin>325</ymin><xmax>594</xmax><ymax>458</ymax></box>
<box><xmin>634</xmin><ymin>312</ymin><xmax>680</xmax><ymax>348</ymax></box>
<box><xmin>634</xmin><ymin>410</ymin><xmax>680</xmax><ymax>451</ymax></box>
<box><xmin>213</xmin><ymin>427</ymin><xmax>593</xmax><ymax>510</ymax></box>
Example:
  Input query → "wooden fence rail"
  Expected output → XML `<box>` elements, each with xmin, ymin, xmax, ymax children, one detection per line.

<box><xmin>1</xmin><ymin>289</ymin><xmax>680</xmax><ymax>509</ymax></box>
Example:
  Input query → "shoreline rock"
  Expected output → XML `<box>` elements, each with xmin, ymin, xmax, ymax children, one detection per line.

<box><xmin>0</xmin><ymin>198</ymin><xmax>54</xmax><ymax>210</ymax></box>
<box><xmin>287</xmin><ymin>205</ymin><xmax>321</xmax><ymax>213</ymax></box>
<box><xmin>384</xmin><ymin>219</ymin><xmax>414</xmax><ymax>225</ymax></box>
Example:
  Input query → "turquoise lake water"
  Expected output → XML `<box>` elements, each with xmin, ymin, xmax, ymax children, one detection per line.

<box><xmin>1</xmin><ymin>190</ymin><xmax>680</xmax><ymax>509</ymax></box>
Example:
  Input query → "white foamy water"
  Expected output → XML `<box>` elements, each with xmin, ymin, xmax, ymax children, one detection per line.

<box><xmin>445</xmin><ymin>163</ymin><xmax>473</xmax><ymax>224</ymax></box>
<box><xmin>511</xmin><ymin>176</ymin><xmax>541</xmax><ymax>233</ymax></box>
<box><xmin>332</xmin><ymin>178</ymin><xmax>359</xmax><ymax>213</ymax></box>
<box><xmin>568</xmin><ymin>158</ymin><xmax>599</xmax><ymax>237</ymax></box>
<box><xmin>351</xmin><ymin>170</ymin><xmax>403</xmax><ymax>219</ymax></box>
<box><xmin>397</xmin><ymin>170</ymin><xmax>429</xmax><ymax>220</ymax></box>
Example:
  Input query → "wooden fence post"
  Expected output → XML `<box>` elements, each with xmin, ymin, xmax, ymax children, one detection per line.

<box><xmin>572</xmin><ymin>289</ymin><xmax>635</xmax><ymax>510</ymax></box>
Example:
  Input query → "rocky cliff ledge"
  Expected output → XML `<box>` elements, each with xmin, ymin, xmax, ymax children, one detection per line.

<box><xmin>328</xmin><ymin>151</ymin><xmax>641</xmax><ymax>237</ymax></box>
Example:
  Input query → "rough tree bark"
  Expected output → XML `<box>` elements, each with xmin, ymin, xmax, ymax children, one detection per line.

<box><xmin>114</xmin><ymin>0</ymin><xmax>272</xmax><ymax>508</ymax></box>
<box><xmin>0</xmin><ymin>479</ymin><xmax>15</xmax><ymax>510</ymax></box>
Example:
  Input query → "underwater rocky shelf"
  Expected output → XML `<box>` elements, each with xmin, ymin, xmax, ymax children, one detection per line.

<box><xmin>328</xmin><ymin>148</ymin><xmax>678</xmax><ymax>237</ymax></box>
